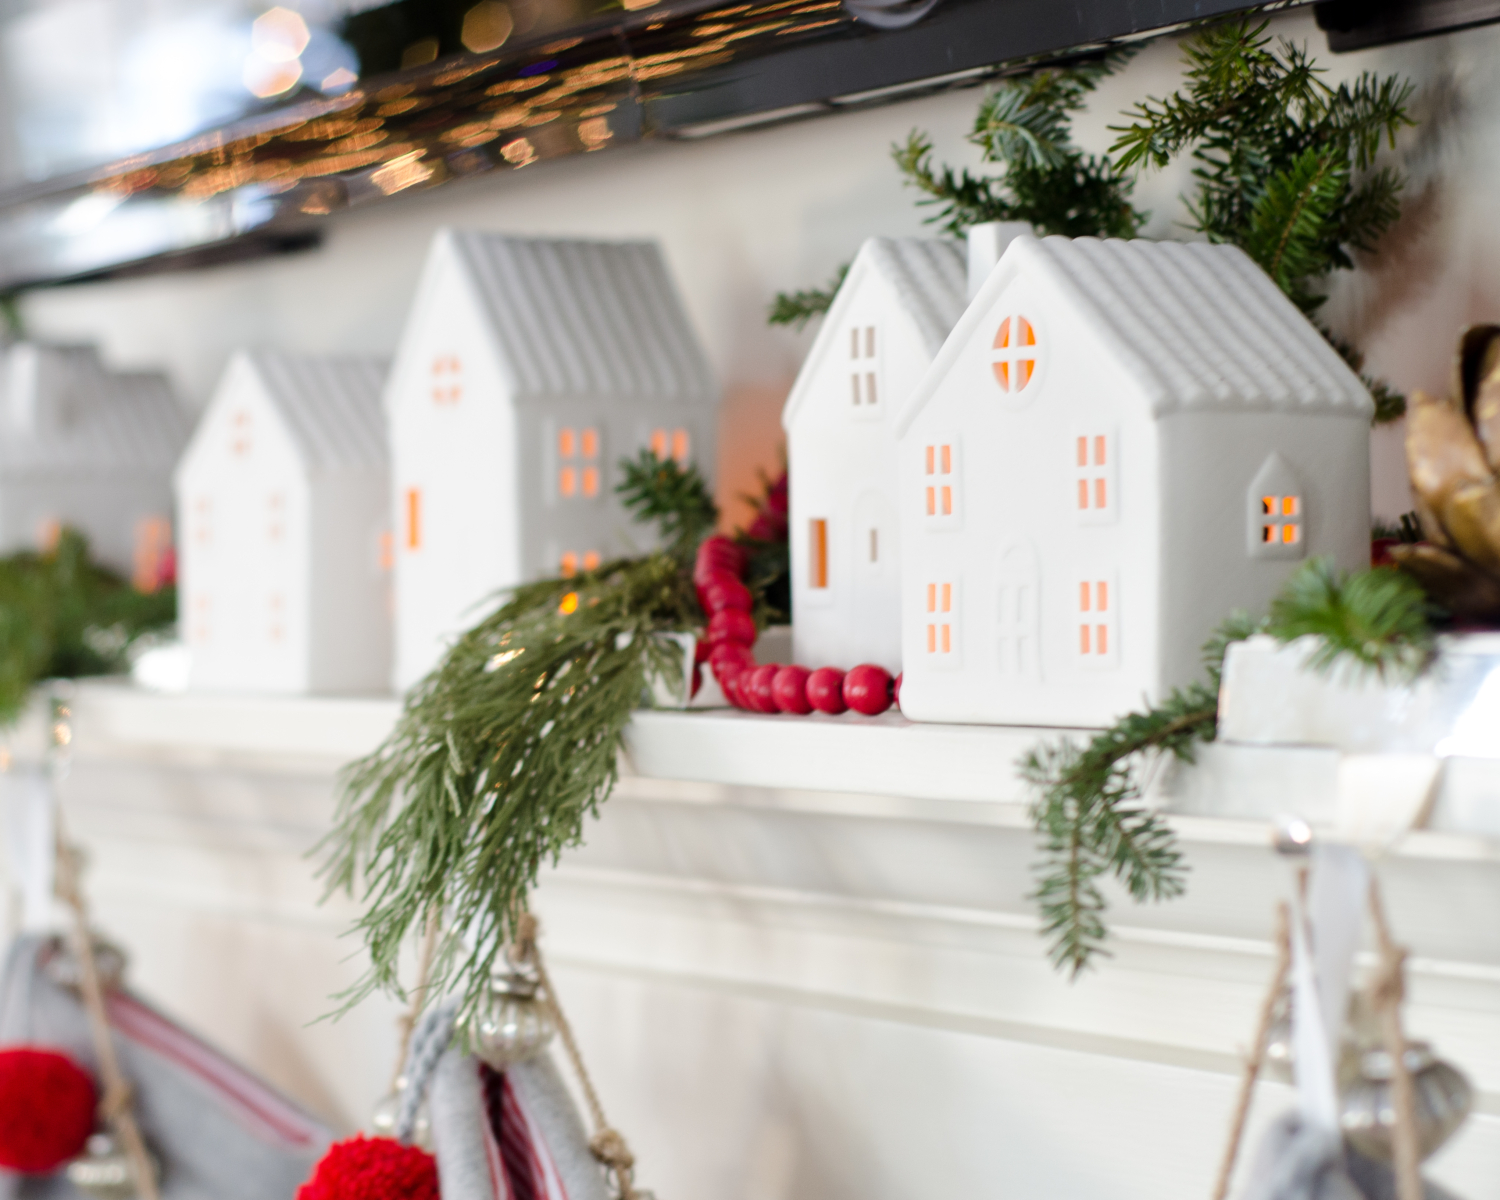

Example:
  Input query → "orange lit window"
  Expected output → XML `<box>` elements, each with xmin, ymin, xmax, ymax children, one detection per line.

<box><xmin>649</xmin><ymin>427</ymin><xmax>691</xmax><ymax>464</ymax></box>
<box><xmin>132</xmin><ymin>516</ymin><xmax>173</xmax><ymax>594</ymax></box>
<box><xmin>561</xmin><ymin>551</ymin><xmax>579</xmax><ymax>577</ymax></box>
<box><xmin>561</xmin><ymin>550</ymin><xmax>602</xmax><ymax>577</ymax></box>
<box><xmin>923</xmin><ymin>440</ymin><xmax>958</xmax><ymax>522</ymax></box>
<box><xmin>809</xmin><ymin>519</ymin><xmax>828</xmax><ymax>589</ymax></box>
<box><xmin>583</xmin><ymin>550</ymin><xmax>600</xmax><ymax>570</ymax></box>
<box><xmin>991</xmin><ymin>315</ymin><xmax>1037</xmax><ymax>393</ymax></box>
<box><xmin>558</xmin><ymin>426</ymin><xmax>602</xmax><ymax>499</ymax></box>
<box><xmin>1076</xmin><ymin>578</ymin><xmax>1115</xmax><ymax>662</ymax></box>
<box><xmin>406</xmin><ymin>488</ymin><xmax>422</xmax><ymax>550</ymax></box>
<box><xmin>925</xmin><ymin>580</ymin><xmax>955</xmax><ymax>655</ymax></box>
<box><xmin>430</xmin><ymin>354</ymin><xmax>462</xmax><ymax>404</ymax></box>
<box><xmin>1074</xmin><ymin>431</ymin><xmax>1115</xmax><ymax>521</ymax></box>
<box><xmin>1260</xmin><ymin>494</ymin><xmax>1303</xmax><ymax>546</ymax></box>
<box><xmin>230</xmin><ymin>409</ymin><xmax>252</xmax><ymax>456</ymax></box>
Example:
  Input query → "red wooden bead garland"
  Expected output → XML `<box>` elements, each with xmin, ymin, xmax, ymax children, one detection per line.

<box><xmin>695</xmin><ymin>535</ymin><xmax>899</xmax><ymax>719</ymax></box>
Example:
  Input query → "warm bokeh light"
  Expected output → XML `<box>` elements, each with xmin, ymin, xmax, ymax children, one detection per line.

<box><xmin>462</xmin><ymin>1</ymin><xmax>514</xmax><ymax>53</ymax></box>
<box><xmin>244</xmin><ymin>56</ymin><xmax>302</xmax><ymax>99</ymax></box>
<box><xmin>251</xmin><ymin>7</ymin><xmax>310</xmax><ymax>62</ymax></box>
<box><xmin>558</xmin><ymin>592</ymin><xmax>579</xmax><ymax>615</ymax></box>
<box><xmin>320</xmin><ymin>67</ymin><xmax>357</xmax><ymax>93</ymax></box>
<box><xmin>401</xmin><ymin>37</ymin><xmax>439</xmax><ymax>69</ymax></box>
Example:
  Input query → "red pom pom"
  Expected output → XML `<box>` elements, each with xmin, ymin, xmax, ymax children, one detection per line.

<box><xmin>843</xmin><ymin>664</ymin><xmax>894</xmax><ymax>716</ymax></box>
<box><xmin>0</xmin><ymin>1047</ymin><xmax>96</xmax><ymax>1173</ymax></box>
<box><xmin>806</xmin><ymin>668</ymin><xmax>847</xmax><ymax>715</ymax></box>
<box><xmin>706</xmin><ymin>609</ymin><xmax>757</xmax><ymax>649</ymax></box>
<box><xmin>772</xmin><ymin>666</ymin><xmax>813</xmax><ymax>715</ymax></box>
<box><xmin>298</xmin><ymin>1135</ymin><xmax>439</xmax><ymax>1200</ymax></box>
<box><xmin>893</xmin><ymin>672</ymin><xmax>903</xmax><ymax>711</ymax></box>
<box><xmin>741</xmin><ymin>665</ymin><xmax>777</xmax><ymax>713</ymax></box>
<box><xmin>697</xmin><ymin>571</ymin><xmax>752</xmax><ymax>614</ymax></box>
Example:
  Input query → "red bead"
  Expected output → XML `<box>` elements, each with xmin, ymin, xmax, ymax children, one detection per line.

<box><xmin>0</xmin><ymin>1048</ymin><xmax>96</xmax><ymax>1173</ymax></box>
<box><xmin>772</xmin><ymin>665</ymin><xmax>813</xmax><ymax>714</ymax></box>
<box><xmin>746</xmin><ymin>664</ymin><xmax>780</xmax><ymax>713</ymax></box>
<box><xmin>806</xmin><ymin>667</ymin><xmax>847</xmax><ymax>715</ymax></box>
<box><xmin>843</xmin><ymin>664</ymin><xmax>894</xmax><ymax>716</ymax></box>
<box><xmin>707</xmin><ymin>608</ymin><xmax>757</xmax><ymax>648</ymax></box>
<box><xmin>719</xmin><ymin>669</ymin><xmax>745</xmax><ymax>707</ymax></box>
<box><xmin>694</xmin><ymin>537</ymin><xmax>745</xmax><ymax>585</ymax></box>
<box><xmin>709</xmin><ymin>642</ymin><xmax>754</xmax><ymax>677</ymax></box>
<box><xmin>697</xmin><ymin>570</ymin><xmax>752</xmax><ymax>614</ymax></box>
<box><xmin>893</xmin><ymin>671</ymin><xmax>903</xmax><ymax>711</ymax></box>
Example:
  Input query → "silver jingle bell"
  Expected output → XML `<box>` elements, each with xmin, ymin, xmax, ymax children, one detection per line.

<box><xmin>1262</xmin><ymin>986</ymin><xmax>1294</xmax><ymax>1084</ymax></box>
<box><xmin>40</xmin><ymin>935</ymin><xmax>128</xmax><ymax>994</ymax></box>
<box><xmin>1339</xmin><ymin>1040</ymin><xmax>1474</xmax><ymax>1163</ymax></box>
<box><xmin>370</xmin><ymin>1076</ymin><xmax>433</xmax><ymax>1149</ymax></box>
<box><xmin>65</xmin><ymin>1132</ymin><xmax>159</xmax><ymax>1200</ymax></box>
<box><xmin>469</xmin><ymin>962</ymin><xmax>555</xmax><ymax>1069</ymax></box>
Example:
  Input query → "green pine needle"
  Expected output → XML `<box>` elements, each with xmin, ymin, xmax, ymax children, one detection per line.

<box><xmin>1266</xmin><ymin>556</ymin><xmax>1434</xmax><ymax>678</ymax></box>
<box><xmin>616</xmin><ymin>448</ymin><xmax>719</xmax><ymax>560</ymax></box>
<box><xmin>768</xmin><ymin>265</ymin><xmax>850</xmax><ymax>330</ymax></box>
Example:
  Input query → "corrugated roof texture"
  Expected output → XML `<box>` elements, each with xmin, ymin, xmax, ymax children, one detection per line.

<box><xmin>449</xmin><ymin>232</ymin><xmax>717</xmax><ymax>404</ymax></box>
<box><xmin>1019</xmin><ymin>236</ymin><xmax>1372</xmax><ymax>417</ymax></box>
<box><xmin>865</xmin><ymin>237</ymin><xmax>967</xmax><ymax>359</ymax></box>
<box><xmin>249</xmin><ymin>350</ymin><xmax>389</xmax><ymax>469</ymax></box>
<box><xmin>0</xmin><ymin>345</ymin><xmax>188</xmax><ymax>472</ymax></box>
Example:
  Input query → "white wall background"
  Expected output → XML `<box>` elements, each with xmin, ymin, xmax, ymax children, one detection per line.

<box><xmin>18</xmin><ymin>8</ymin><xmax>1500</xmax><ymax>522</ymax></box>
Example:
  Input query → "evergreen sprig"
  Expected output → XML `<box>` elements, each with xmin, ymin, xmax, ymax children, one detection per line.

<box><xmin>1023</xmin><ymin>558</ymin><xmax>1434</xmax><ymax>976</ymax></box>
<box><xmin>768</xmin><ymin>265</ymin><xmax>850</xmax><ymax>329</ymax></box>
<box><xmin>891</xmin><ymin>54</ymin><xmax>1146</xmax><ymax>239</ymax></box>
<box><xmin>321</xmin><ymin>455</ymin><xmax>739</xmax><ymax>1021</ymax></box>
<box><xmin>1110</xmin><ymin>19</ymin><xmax>1415</xmax><ymax>419</ymax></box>
<box><xmin>0</xmin><ymin>528</ymin><xmax>174</xmax><ymax>723</ymax></box>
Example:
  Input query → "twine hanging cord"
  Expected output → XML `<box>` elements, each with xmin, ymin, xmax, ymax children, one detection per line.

<box><xmin>512</xmin><ymin>912</ymin><xmax>641</xmax><ymax>1200</ymax></box>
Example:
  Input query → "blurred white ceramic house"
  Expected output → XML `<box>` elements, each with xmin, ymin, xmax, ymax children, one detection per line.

<box><xmin>0</xmin><ymin>342</ymin><xmax>186</xmax><ymax>586</ymax></box>
<box><xmin>175</xmin><ymin>349</ymin><xmax>391</xmax><ymax>694</ymax></box>
<box><xmin>386</xmin><ymin>229</ymin><xmax>718</xmax><ymax>690</ymax></box>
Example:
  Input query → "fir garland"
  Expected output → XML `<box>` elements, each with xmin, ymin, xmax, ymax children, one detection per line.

<box><xmin>1025</xmin><ymin>558</ymin><xmax>1434</xmax><ymax>977</ymax></box>
<box><xmin>320</xmin><ymin>455</ymin><xmax>784</xmax><ymax>1020</ymax></box>
<box><xmin>0</xmin><ymin>528</ymin><xmax>175</xmax><ymax>723</ymax></box>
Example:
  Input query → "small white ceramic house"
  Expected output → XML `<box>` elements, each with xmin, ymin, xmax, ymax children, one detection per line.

<box><xmin>0</xmin><ymin>342</ymin><xmax>186</xmax><ymax>583</ymax></box>
<box><xmin>175</xmin><ymin>350</ymin><xmax>392</xmax><ymax>694</ymax></box>
<box><xmin>782</xmin><ymin>237</ymin><xmax>966</xmax><ymax>674</ymax></box>
<box><xmin>896</xmin><ymin>235</ymin><xmax>1373</xmax><ymax>726</ymax></box>
<box><xmin>388</xmin><ymin>230</ymin><xmax>718</xmax><ymax>690</ymax></box>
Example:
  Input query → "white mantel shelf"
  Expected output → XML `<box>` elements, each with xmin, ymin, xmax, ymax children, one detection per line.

<box><xmin>12</xmin><ymin>681</ymin><xmax>1500</xmax><ymax>1200</ymax></box>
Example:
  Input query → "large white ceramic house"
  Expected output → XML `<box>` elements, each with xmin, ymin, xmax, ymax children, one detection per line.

<box><xmin>175</xmin><ymin>350</ymin><xmax>391</xmax><ymax>694</ymax></box>
<box><xmin>387</xmin><ymin>230</ymin><xmax>718</xmax><ymax>690</ymax></box>
<box><xmin>782</xmin><ymin>237</ymin><xmax>966</xmax><ymax>674</ymax></box>
<box><xmin>895</xmin><ymin>235</ymin><xmax>1373</xmax><ymax>726</ymax></box>
<box><xmin>0</xmin><ymin>342</ymin><xmax>186</xmax><ymax>584</ymax></box>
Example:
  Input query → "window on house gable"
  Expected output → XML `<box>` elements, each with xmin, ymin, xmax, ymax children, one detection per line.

<box><xmin>1075</xmin><ymin>574</ymin><xmax>1118</xmax><ymax>668</ymax></box>
<box><xmin>1073</xmin><ymin>428</ymin><xmax>1117</xmax><ymax>523</ymax></box>
<box><xmin>991</xmin><ymin>315</ymin><xmax>1038</xmax><ymax>395</ymax></box>
<box><xmin>649</xmin><ymin>427</ymin><xmax>691</xmax><ymax>464</ymax></box>
<box><xmin>1246</xmin><ymin>452</ymin><xmax>1307</xmax><ymax>561</ymax></box>
<box><xmin>405</xmin><ymin>487</ymin><xmax>422</xmax><ymax>550</ymax></box>
<box><xmin>230</xmin><ymin>409</ymin><xmax>252</xmax><ymax>456</ymax></box>
<box><xmin>132</xmin><ymin>517</ymin><xmax>172</xmax><ymax>594</ymax></box>
<box><xmin>848</xmin><ymin>323</ymin><xmax>879</xmax><ymax>408</ymax></box>
<box><xmin>430</xmin><ymin>354</ymin><xmax>462</xmax><ymax>404</ymax></box>
<box><xmin>923</xmin><ymin>439</ymin><xmax>960</xmax><ymax>525</ymax></box>
<box><xmin>925</xmin><ymin>580</ymin><xmax>957</xmax><ymax>659</ymax></box>
<box><xmin>558</xmin><ymin>426</ymin><xmax>603</xmax><ymax>499</ymax></box>
<box><xmin>808</xmin><ymin>519</ymin><xmax>828</xmax><ymax>589</ymax></box>
<box><xmin>560</xmin><ymin>550</ymin><xmax>602</xmax><ymax>577</ymax></box>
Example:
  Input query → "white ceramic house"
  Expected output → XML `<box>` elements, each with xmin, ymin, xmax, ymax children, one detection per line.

<box><xmin>0</xmin><ymin>342</ymin><xmax>186</xmax><ymax>584</ymax></box>
<box><xmin>388</xmin><ymin>230</ymin><xmax>718</xmax><ymax>690</ymax></box>
<box><xmin>175</xmin><ymin>349</ymin><xmax>392</xmax><ymax>694</ymax></box>
<box><xmin>782</xmin><ymin>237</ymin><xmax>966</xmax><ymax>674</ymax></box>
<box><xmin>895</xmin><ymin>235</ymin><xmax>1373</xmax><ymax>726</ymax></box>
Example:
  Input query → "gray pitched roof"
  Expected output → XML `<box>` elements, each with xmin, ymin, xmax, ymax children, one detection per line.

<box><xmin>245</xmin><ymin>350</ymin><xmax>389</xmax><ymax>470</ymax></box>
<box><xmin>899</xmin><ymin>235</ymin><xmax>1370</xmax><ymax>436</ymax></box>
<box><xmin>444</xmin><ymin>231</ymin><xmax>717</xmax><ymax>405</ymax></box>
<box><xmin>782</xmin><ymin>237</ymin><xmax>966</xmax><ymax>429</ymax></box>
<box><xmin>0</xmin><ymin>344</ymin><xmax>188</xmax><ymax>473</ymax></box>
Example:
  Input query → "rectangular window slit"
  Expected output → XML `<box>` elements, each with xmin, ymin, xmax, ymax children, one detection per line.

<box><xmin>1079</xmin><ymin>625</ymin><xmax>1091</xmax><ymax>655</ymax></box>
<box><xmin>1078</xmin><ymin>480</ymin><xmax>1089</xmax><ymax>510</ymax></box>
<box><xmin>941</xmin><ymin>624</ymin><xmax>951</xmax><ymax>653</ymax></box>
<box><xmin>866</xmin><ymin>326</ymin><xmax>875</xmax><ymax>357</ymax></box>
<box><xmin>927</xmin><ymin>624</ymin><xmax>936</xmax><ymax>653</ymax></box>
<box><xmin>1077</xmin><ymin>436</ymin><xmax>1087</xmax><ymax>468</ymax></box>
<box><xmin>809</xmin><ymin>519</ymin><xmax>828</xmax><ymax>589</ymax></box>
<box><xmin>851</xmin><ymin>376</ymin><xmax>861</xmax><ymax>405</ymax></box>
<box><xmin>1094</xmin><ymin>435</ymin><xmax>1106</xmax><ymax>466</ymax></box>
<box><xmin>1079</xmin><ymin>582</ymin><xmax>1091</xmax><ymax>612</ymax></box>
<box><xmin>850</xmin><ymin>328</ymin><xmax>859</xmax><ymax>358</ymax></box>
<box><xmin>869</xmin><ymin>529</ymin><xmax>878</xmax><ymax>563</ymax></box>
<box><xmin>406</xmin><ymin>488</ymin><xmax>422</xmax><ymax>550</ymax></box>
<box><xmin>865</xmin><ymin>373</ymin><xmax>877</xmax><ymax>405</ymax></box>
<box><xmin>940</xmin><ymin>444</ymin><xmax>951</xmax><ymax>474</ymax></box>
<box><xmin>1095</xmin><ymin>479</ymin><xmax>1107</xmax><ymax>508</ymax></box>
<box><xmin>941</xmin><ymin>583</ymin><xmax>951</xmax><ymax>613</ymax></box>
<box><xmin>1097</xmin><ymin>625</ymin><xmax>1108</xmax><ymax>654</ymax></box>
<box><xmin>941</xmin><ymin>486</ymin><xmax>952</xmax><ymax>516</ymax></box>
<box><xmin>925</xmin><ymin>446</ymin><xmax>935</xmax><ymax>475</ymax></box>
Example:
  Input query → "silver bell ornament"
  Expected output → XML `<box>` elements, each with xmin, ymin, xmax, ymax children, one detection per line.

<box><xmin>40</xmin><ymin>935</ymin><xmax>127</xmax><ymax>993</ymax></box>
<box><xmin>1339</xmin><ymin>1040</ymin><xmax>1473</xmax><ymax>1163</ymax></box>
<box><xmin>370</xmin><ymin>1075</ymin><xmax>432</xmax><ymax>1149</ymax></box>
<box><xmin>65</xmin><ymin>1131</ymin><xmax>159</xmax><ymax>1200</ymax></box>
<box><xmin>470</xmin><ymin>959</ymin><xmax>555</xmax><ymax>1068</ymax></box>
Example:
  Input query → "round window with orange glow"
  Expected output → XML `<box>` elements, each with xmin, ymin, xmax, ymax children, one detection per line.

<box><xmin>991</xmin><ymin>316</ymin><xmax>1037</xmax><ymax>393</ymax></box>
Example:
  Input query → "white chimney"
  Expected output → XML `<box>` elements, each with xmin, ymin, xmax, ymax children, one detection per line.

<box><xmin>966</xmin><ymin>221</ymin><xmax>1035</xmax><ymax>300</ymax></box>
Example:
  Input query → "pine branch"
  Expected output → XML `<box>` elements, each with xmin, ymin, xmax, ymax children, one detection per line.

<box><xmin>1265</xmin><ymin>556</ymin><xmax>1434</xmax><ymax>678</ymax></box>
<box><xmin>1243</xmin><ymin>146</ymin><xmax>1348</xmax><ymax>311</ymax></box>
<box><xmin>616</xmin><ymin>449</ymin><xmax>718</xmax><ymax>560</ymax></box>
<box><xmin>768</xmin><ymin>264</ymin><xmax>851</xmax><ymax>330</ymax></box>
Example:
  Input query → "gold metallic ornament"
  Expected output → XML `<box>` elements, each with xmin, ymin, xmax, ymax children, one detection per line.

<box><xmin>1339</xmin><ymin>1040</ymin><xmax>1473</xmax><ymax>1163</ymax></box>
<box><xmin>469</xmin><ymin>960</ymin><xmax>555</xmax><ymax>1069</ymax></box>
<box><xmin>65</xmin><ymin>1132</ymin><xmax>159</xmax><ymax>1200</ymax></box>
